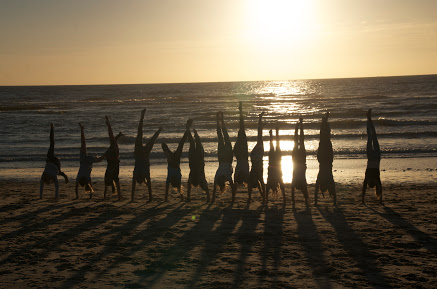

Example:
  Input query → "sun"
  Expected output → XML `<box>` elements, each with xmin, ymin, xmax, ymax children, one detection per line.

<box><xmin>245</xmin><ymin>0</ymin><xmax>318</xmax><ymax>51</ymax></box>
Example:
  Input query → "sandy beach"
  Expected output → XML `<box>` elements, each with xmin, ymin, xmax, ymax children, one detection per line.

<box><xmin>0</xmin><ymin>181</ymin><xmax>436</xmax><ymax>288</ymax></box>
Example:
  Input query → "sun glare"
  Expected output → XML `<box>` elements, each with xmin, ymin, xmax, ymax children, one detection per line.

<box><xmin>245</xmin><ymin>0</ymin><xmax>318</xmax><ymax>51</ymax></box>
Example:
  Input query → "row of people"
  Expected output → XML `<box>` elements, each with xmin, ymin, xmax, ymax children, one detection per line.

<box><xmin>40</xmin><ymin>105</ymin><xmax>382</xmax><ymax>205</ymax></box>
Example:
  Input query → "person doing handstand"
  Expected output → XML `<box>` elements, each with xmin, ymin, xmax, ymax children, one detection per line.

<box><xmin>362</xmin><ymin>109</ymin><xmax>382</xmax><ymax>205</ymax></box>
<box><xmin>248</xmin><ymin>112</ymin><xmax>266</xmax><ymax>203</ymax></box>
<box><xmin>103</xmin><ymin>116</ymin><xmax>123</xmax><ymax>201</ymax></box>
<box><xmin>291</xmin><ymin>118</ymin><xmax>309</xmax><ymax>207</ymax></box>
<box><xmin>40</xmin><ymin>124</ymin><xmax>68</xmax><ymax>199</ymax></box>
<box><xmin>233</xmin><ymin>102</ymin><xmax>250</xmax><ymax>195</ymax></box>
<box><xmin>265</xmin><ymin>127</ymin><xmax>286</xmax><ymax>206</ymax></box>
<box><xmin>131</xmin><ymin>108</ymin><xmax>163</xmax><ymax>202</ymax></box>
<box><xmin>162</xmin><ymin>119</ymin><xmax>192</xmax><ymax>201</ymax></box>
<box><xmin>213</xmin><ymin>111</ymin><xmax>234</xmax><ymax>203</ymax></box>
<box><xmin>315</xmin><ymin>112</ymin><xmax>336</xmax><ymax>205</ymax></box>
<box><xmin>75</xmin><ymin>123</ymin><xmax>105</xmax><ymax>199</ymax></box>
<box><xmin>187</xmin><ymin>127</ymin><xmax>210</xmax><ymax>202</ymax></box>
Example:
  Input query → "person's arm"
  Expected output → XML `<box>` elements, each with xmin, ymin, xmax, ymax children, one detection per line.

<box><xmin>79</xmin><ymin>123</ymin><xmax>86</xmax><ymax>155</ymax></box>
<box><xmin>362</xmin><ymin>177</ymin><xmax>368</xmax><ymax>203</ymax></box>
<box><xmin>145</xmin><ymin>127</ymin><xmax>163</xmax><ymax>152</ymax></box>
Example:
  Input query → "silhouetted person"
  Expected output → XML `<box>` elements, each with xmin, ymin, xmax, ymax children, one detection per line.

<box><xmin>39</xmin><ymin>124</ymin><xmax>68</xmax><ymax>199</ymax></box>
<box><xmin>315</xmin><ymin>112</ymin><xmax>336</xmax><ymax>205</ymax></box>
<box><xmin>233</xmin><ymin>102</ymin><xmax>250</xmax><ymax>195</ymax></box>
<box><xmin>265</xmin><ymin>127</ymin><xmax>286</xmax><ymax>206</ymax></box>
<box><xmin>291</xmin><ymin>118</ymin><xmax>309</xmax><ymax>207</ymax></box>
<box><xmin>103</xmin><ymin>116</ymin><xmax>123</xmax><ymax>201</ymax></box>
<box><xmin>75</xmin><ymin>123</ymin><xmax>104</xmax><ymax>199</ymax></box>
<box><xmin>362</xmin><ymin>109</ymin><xmax>382</xmax><ymax>204</ymax></box>
<box><xmin>248</xmin><ymin>112</ymin><xmax>266</xmax><ymax>203</ymax></box>
<box><xmin>187</xmin><ymin>127</ymin><xmax>210</xmax><ymax>202</ymax></box>
<box><xmin>131</xmin><ymin>108</ymin><xmax>163</xmax><ymax>202</ymax></box>
<box><xmin>213</xmin><ymin>111</ymin><xmax>234</xmax><ymax>203</ymax></box>
<box><xmin>162</xmin><ymin>119</ymin><xmax>191</xmax><ymax>201</ymax></box>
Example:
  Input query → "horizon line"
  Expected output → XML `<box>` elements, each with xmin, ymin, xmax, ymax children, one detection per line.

<box><xmin>1</xmin><ymin>73</ymin><xmax>436</xmax><ymax>87</ymax></box>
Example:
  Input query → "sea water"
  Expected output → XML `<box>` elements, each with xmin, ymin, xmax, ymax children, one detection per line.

<box><xmin>0</xmin><ymin>75</ymin><xmax>436</xmax><ymax>185</ymax></box>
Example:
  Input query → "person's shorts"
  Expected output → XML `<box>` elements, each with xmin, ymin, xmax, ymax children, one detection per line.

<box><xmin>134</xmin><ymin>163</ymin><xmax>150</xmax><ymax>184</ymax></box>
<box><xmin>167</xmin><ymin>167</ymin><xmax>182</xmax><ymax>188</ymax></box>
<box><xmin>234</xmin><ymin>160</ymin><xmax>250</xmax><ymax>184</ymax></box>
<box><xmin>105</xmin><ymin>165</ymin><xmax>120</xmax><ymax>186</ymax></box>
<box><xmin>214</xmin><ymin>163</ymin><xmax>233</xmax><ymax>184</ymax></box>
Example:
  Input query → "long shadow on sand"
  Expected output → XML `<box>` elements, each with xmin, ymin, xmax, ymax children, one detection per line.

<box><xmin>183</xmin><ymin>206</ymin><xmax>247</xmax><ymax>288</ymax></box>
<box><xmin>0</xmin><ymin>200</ymin><xmax>78</xmax><ymax>226</ymax></box>
<box><xmin>0</xmin><ymin>202</ymin><xmax>128</xmax><ymax>267</ymax></box>
<box><xmin>61</xmin><ymin>202</ymin><xmax>184</xmax><ymax>289</ymax></box>
<box><xmin>232</xmin><ymin>205</ymin><xmax>263</xmax><ymax>287</ymax></box>
<box><xmin>258</xmin><ymin>205</ymin><xmax>285</xmax><ymax>286</ymax></box>
<box><xmin>378</xmin><ymin>207</ymin><xmax>437</xmax><ymax>255</ymax></box>
<box><xmin>293</xmin><ymin>206</ymin><xmax>332</xmax><ymax>289</ymax></box>
<box><xmin>318</xmin><ymin>206</ymin><xmax>394</xmax><ymax>288</ymax></box>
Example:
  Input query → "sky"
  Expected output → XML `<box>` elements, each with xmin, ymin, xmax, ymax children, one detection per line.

<box><xmin>0</xmin><ymin>0</ymin><xmax>436</xmax><ymax>85</ymax></box>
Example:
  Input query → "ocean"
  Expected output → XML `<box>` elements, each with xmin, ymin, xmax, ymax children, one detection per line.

<box><xmin>1</xmin><ymin>75</ymin><xmax>436</xmax><ymax>185</ymax></box>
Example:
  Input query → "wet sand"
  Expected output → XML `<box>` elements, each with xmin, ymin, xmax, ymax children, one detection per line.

<box><xmin>0</xmin><ymin>181</ymin><xmax>436</xmax><ymax>288</ymax></box>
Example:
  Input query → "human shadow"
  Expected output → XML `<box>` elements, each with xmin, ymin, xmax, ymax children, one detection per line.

<box><xmin>318</xmin><ymin>206</ymin><xmax>394</xmax><ymax>288</ymax></box>
<box><xmin>124</xmin><ymin>205</ymin><xmax>224</xmax><ymax>288</ymax></box>
<box><xmin>0</xmin><ymin>202</ymin><xmax>92</xmax><ymax>242</ymax></box>
<box><xmin>259</xmin><ymin>205</ymin><xmax>285</xmax><ymax>285</ymax></box>
<box><xmin>293</xmin><ymin>206</ymin><xmax>332</xmax><ymax>289</ymax></box>
<box><xmin>232</xmin><ymin>205</ymin><xmax>263</xmax><ymax>287</ymax></box>
<box><xmin>0</xmin><ymin>200</ymin><xmax>78</xmax><ymax>226</ymax></box>
<box><xmin>61</xmin><ymin>202</ymin><xmax>183</xmax><ymax>289</ymax></box>
<box><xmin>0</xmin><ymin>202</ymin><xmax>129</xmax><ymax>267</ymax></box>
<box><xmin>378</xmin><ymin>206</ymin><xmax>436</xmax><ymax>254</ymax></box>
